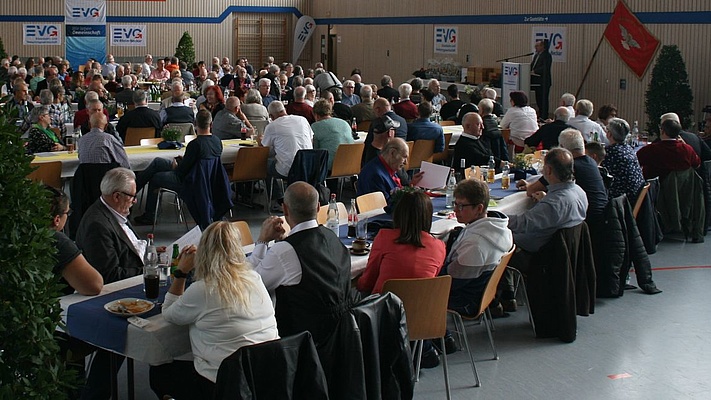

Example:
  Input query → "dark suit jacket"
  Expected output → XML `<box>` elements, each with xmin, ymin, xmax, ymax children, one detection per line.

<box><xmin>377</xmin><ymin>86</ymin><xmax>399</xmax><ymax>103</ymax></box>
<box><xmin>525</xmin><ymin>120</ymin><xmax>569</xmax><ymax>150</ymax></box>
<box><xmin>116</xmin><ymin>106</ymin><xmax>162</xmax><ymax>141</ymax></box>
<box><xmin>114</xmin><ymin>88</ymin><xmax>136</xmax><ymax>105</ymax></box>
<box><xmin>333</xmin><ymin>102</ymin><xmax>353</xmax><ymax>123</ymax></box>
<box><xmin>75</xmin><ymin>199</ymin><xmax>144</xmax><ymax>283</ymax></box>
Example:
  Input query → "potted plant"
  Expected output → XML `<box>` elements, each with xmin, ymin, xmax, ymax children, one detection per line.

<box><xmin>511</xmin><ymin>153</ymin><xmax>532</xmax><ymax>180</ymax></box>
<box><xmin>644</xmin><ymin>45</ymin><xmax>694</xmax><ymax>137</ymax></box>
<box><xmin>158</xmin><ymin>126</ymin><xmax>184</xmax><ymax>149</ymax></box>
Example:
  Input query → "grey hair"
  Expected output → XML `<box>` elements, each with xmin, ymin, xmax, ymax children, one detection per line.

<box><xmin>121</xmin><ymin>75</ymin><xmax>132</xmax><ymax>86</ymax></box>
<box><xmin>554</xmin><ymin>106</ymin><xmax>571</xmax><ymax>122</ymax></box>
<box><xmin>560</xmin><ymin>93</ymin><xmax>576</xmax><ymax>106</ymax></box>
<box><xmin>29</xmin><ymin>105</ymin><xmax>50</xmax><ymax>123</ymax></box>
<box><xmin>245</xmin><ymin>89</ymin><xmax>262</xmax><ymax>104</ymax></box>
<box><xmin>100</xmin><ymin>168</ymin><xmax>136</xmax><ymax>196</ymax></box>
<box><xmin>39</xmin><ymin>89</ymin><xmax>54</xmax><ymax>105</ymax></box>
<box><xmin>607</xmin><ymin>117</ymin><xmax>630</xmax><ymax>143</ymax></box>
<box><xmin>267</xmin><ymin>100</ymin><xmax>286</xmax><ymax>115</ymax></box>
<box><xmin>478</xmin><ymin>98</ymin><xmax>493</xmax><ymax>115</ymax></box>
<box><xmin>133</xmin><ymin>89</ymin><xmax>147</xmax><ymax>104</ymax></box>
<box><xmin>483</xmin><ymin>88</ymin><xmax>497</xmax><ymax>100</ymax></box>
<box><xmin>84</xmin><ymin>91</ymin><xmax>100</xmax><ymax>102</ymax></box>
<box><xmin>200</xmin><ymin>79</ymin><xmax>215</xmax><ymax>94</ymax></box>
<box><xmin>575</xmin><ymin>99</ymin><xmax>594</xmax><ymax>117</ymax></box>
<box><xmin>258</xmin><ymin>77</ymin><xmax>272</xmax><ymax>88</ymax></box>
<box><xmin>284</xmin><ymin>182</ymin><xmax>319</xmax><ymax>223</ymax></box>
<box><xmin>398</xmin><ymin>83</ymin><xmax>412</xmax><ymax>98</ymax></box>
<box><xmin>558</xmin><ymin>128</ymin><xmax>585</xmax><ymax>152</ymax></box>
<box><xmin>293</xmin><ymin>86</ymin><xmax>306</xmax><ymax>100</ymax></box>
<box><xmin>360</xmin><ymin>84</ymin><xmax>373</xmax><ymax>99</ymax></box>
<box><xmin>545</xmin><ymin>148</ymin><xmax>575</xmax><ymax>182</ymax></box>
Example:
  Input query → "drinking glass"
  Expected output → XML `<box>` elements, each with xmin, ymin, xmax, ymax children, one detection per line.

<box><xmin>356</xmin><ymin>217</ymin><xmax>368</xmax><ymax>240</ymax></box>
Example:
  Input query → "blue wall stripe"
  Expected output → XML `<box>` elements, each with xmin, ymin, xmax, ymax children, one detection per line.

<box><xmin>2</xmin><ymin>9</ymin><xmax>711</xmax><ymax>25</ymax></box>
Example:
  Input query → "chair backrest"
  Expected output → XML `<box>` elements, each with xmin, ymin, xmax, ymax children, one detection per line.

<box><xmin>330</xmin><ymin>142</ymin><xmax>365</xmax><ymax>178</ymax></box>
<box><xmin>357</xmin><ymin>120</ymin><xmax>371</xmax><ymax>132</ymax></box>
<box><xmin>164</xmin><ymin>123</ymin><xmax>195</xmax><ymax>142</ymax></box>
<box><xmin>404</xmin><ymin>141</ymin><xmax>414</xmax><ymax>170</ymax></box>
<box><xmin>124</xmin><ymin>126</ymin><xmax>156</xmax><ymax>146</ymax></box>
<box><xmin>316</xmin><ymin>201</ymin><xmax>348</xmax><ymax>225</ymax></box>
<box><xmin>180</xmin><ymin>158</ymin><xmax>233</xmax><ymax>230</ymax></box>
<box><xmin>475</xmin><ymin>246</ymin><xmax>516</xmax><ymax>318</ymax></box>
<box><xmin>183</xmin><ymin>134</ymin><xmax>197</xmax><ymax>144</ymax></box>
<box><xmin>27</xmin><ymin>161</ymin><xmax>62</xmax><ymax>189</ymax></box>
<box><xmin>50</xmin><ymin>127</ymin><xmax>62</xmax><ymax>137</ymax></box>
<box><xmin>356</xmin><ymin>191</ymin><xmax>387</xmax><ymax>213</ymax></box>
<box><xmin>249</xmin><ymin>119</ymin><xmax>269</xmax><ymax>136</ymax></box>
<box><xmin>408</xmin><ymin>139</ymin><xmax>435</xmax><ymax>171</ymax></box>
<box><xmin>213</xmin><ymin>331</ymin><xmax>329</xmax><ymax>400</ymax></box>
<box><xmin>68</xmin><ymin>162</ymin><xmax>119</xmax><ymax>238</ymax></box>
<box><xmin>381</xmin><ymin>275</ymin><xmax>452</xmax><ymax>341</ymax></box>
<box><xmin>432</xmin><ymin>132</ymin><xmax>452</xmax><ymax>164</ymax></box>
<box><xmin>231</xmin><ymin>146</ymin><xmax>270</xmax><ymax>182</ymax></box>
<box><xmin>139</xmin><ymin>138</ymin><xmax>163</xmax><ymax>146</ymax></box>
<box><xmin>632</xmin><ymin>182</ymin><xmax>651</xmax><ymax>219</ymax></box>
<box><xmin>231</xmin><ymin>221</ymin><xmax>254</xmax><ymax>246</ymax></box>
<box><xmin>439</xmin><ymin>120</ymin><xmax>455</xmax><ymax>126</ymax></box>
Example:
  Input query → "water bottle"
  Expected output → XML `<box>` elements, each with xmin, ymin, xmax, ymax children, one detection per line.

<box><xmin>347</xmin><ymin>199</ymin><xmax>358</xmax><ymax>238</ymax></box>
<box><xmin>487</xmin><ymin>156</ymin><xmax>496</xmax><ymax>183</ymax></box>
<box><xmin>501</xmin><ymin>161</ymin><xmax>510</xmax><ymax>189</ymax></box>
<box><xmin>326</xmin><ymin>193</ymin><xmax>340</xmax><ymax>237</ymax></box>
<box><xmin>632</xmin><ymin>121</ymin><xmax>640</xmax><ymax>146</ymax></box>
<box><xmin>445</xmin><ymin>168</ymin><xmax>456</xmax><ymax>208</ymax></box>
<box><xmin>73</xmin><ymin>126</ymin><xmax>82</xmax><ymax>153</ymax></box>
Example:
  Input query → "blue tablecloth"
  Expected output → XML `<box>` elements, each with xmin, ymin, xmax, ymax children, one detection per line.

<box><xmin>66</xmin><ymin>283</ymin><xmax>168</xmax><ymax>353</ymax></box>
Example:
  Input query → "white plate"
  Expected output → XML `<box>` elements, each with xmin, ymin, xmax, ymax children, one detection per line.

<box><xmin>104</xmin><ymin>298</ymin><xmax>155</xmax><ymax>317</ymax></box>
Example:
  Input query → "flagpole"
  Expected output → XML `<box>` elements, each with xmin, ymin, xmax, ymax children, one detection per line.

<box><xmin>575</xmin><ymin>33</ymin><xmax>606</xmax><ymax>99</ymax></box>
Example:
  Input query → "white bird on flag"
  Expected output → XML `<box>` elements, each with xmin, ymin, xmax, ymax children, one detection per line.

<box><xmin>619</xmin><ymin>25</ymin><xmax>641</xmax><ymax>50</ymax></box>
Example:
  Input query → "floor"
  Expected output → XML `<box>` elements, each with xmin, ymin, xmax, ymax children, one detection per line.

<box><xmin>113</xmin><ymin>185</ymin><xmax>711</xmax><ymax>399</ymax></box>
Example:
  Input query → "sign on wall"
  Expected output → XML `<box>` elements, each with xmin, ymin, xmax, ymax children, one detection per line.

<box><xmin>23</xmin><ymin>24</ymin><xmax>62</xmax><ymax>45</ymax></box>
<box><xmin>65</xmin><ymin>0</ymin><xmax>106</xmax><ymax>24</ymax></box>
<box><xmin>111</xmin><ymin>25</ymin><xmax>146</xmax><ymax>46</ymax></box>
<box><xmin>532</xmin><ymin>26</ymin><xmax>567</xmax><ymax>62</ymax></box>
<box><xmin>434</xmin><ymin>26</ymin><xmax>458</xmax><ymax>54</ymax></box>
<box><xmin>65</xmin><ymin>0</ymin><xmax>107</xmax><ymax>67</ymax></box>
<box><xmin>292</xmin><ymin>16</ymin><xmax>315</xmax><ymax>63</ymax></box>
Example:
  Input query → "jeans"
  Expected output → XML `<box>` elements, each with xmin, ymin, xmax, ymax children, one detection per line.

<box><xmin>136</xmin><ymin>157</ymin><xmax>182</xmax><ymax>217</ymax></box>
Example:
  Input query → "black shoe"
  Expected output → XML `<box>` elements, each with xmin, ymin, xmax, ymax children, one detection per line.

<box><xmin>488</xmin><ymin>303</ymin><xmax>510</xmax><ymax>319</ymax></box>
<box><xmin>133</xmin><ymin>214</ymin><xmax>154</xmax><ymax>225</ymax></box>
<box><xmin>419</xmin><ymin>348</ymin><xmax>440</xmax><ymax>369</ymax></box>
<box><xmin>502</xmin><ymin>299</ymin><xmax>518</xmax><ymax>312</ymax></box>
<box><xmin>640</xmin><ymin>283</ymin><xmax>662</xmax><ymax>295</ymax></box>
<box><xmin>433</xmin><ymin>334</ymin><xmax>458</xmax><ymax>355</ymax></box>
<box><xmin>624</xmin><ymin>284</ymin><xmax>638</xmax><ymax>290</ymax></box>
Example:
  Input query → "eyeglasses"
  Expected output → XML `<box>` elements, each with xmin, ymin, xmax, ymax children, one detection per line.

<box><xmin>119</xmin><ymin>191</ymin><xmax>138</xmax><ymax>201</ymax></box>
<box><xmin>452</xmin><ymin>202</ymin><xmax>476</xmax><ymax>211</ymax></box>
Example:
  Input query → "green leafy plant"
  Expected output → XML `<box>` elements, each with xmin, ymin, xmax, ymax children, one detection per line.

<box><xmin>644</xmin><ymin>45</ymin><xmax>694</xmax><ymax>136</ymax></box>
<box><xmin>174</xmin><ymin>31</ymin><xmax>195</xmax><ymax>67</ymax></box>
<box><xmin>512</xmin><ymin>153</ymin><xmax>532</xmax><ymax>170</ymax></box>
<box><xmin>0</xmin><ymin>102</ymin><xmax>76</xmax><ymax>398</ymax></box>
<box><xmin>161</xmin><ymin>126</ymin><xmax>182</xmax><ymax>142</ymax></box>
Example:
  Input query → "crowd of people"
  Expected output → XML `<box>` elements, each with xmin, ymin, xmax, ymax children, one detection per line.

<box><xmin>15</xmin><ymin>49</ymin><xmax>711</xmax><ymax>397</ymax></box>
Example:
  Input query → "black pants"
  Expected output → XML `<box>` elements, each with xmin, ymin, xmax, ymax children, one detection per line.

<box><xmin>80</xmin><ymin>350</ymin><xmax>124</xmax><ymax>400</ymax></box>
<box><xmin>533</xmin><ymin>85</ymin><xmax>551</xmax><ymax>120</ymax></box>
<box><xmin>150</xmin><ymin>360</ymin><xmax>215</xmax><ymax>400</ymax></box>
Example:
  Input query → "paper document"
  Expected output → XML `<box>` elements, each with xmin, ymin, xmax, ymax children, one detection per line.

<box><xmin>170</xmin><ymin>225</ymin><xmax>202</xmax><ymax>251</ymax></box>
<box><xmin>417</xmin><ymin>161</ymin><xmax>451</xmax><ymax>189</ymax></box>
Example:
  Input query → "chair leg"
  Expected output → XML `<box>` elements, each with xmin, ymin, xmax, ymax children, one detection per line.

<box><xmin>440</xmin><ymin>337</ymin><xmax>452</xmax><ymax>400</ymax></box>
<box><xmin>178</xmin><ymin>198</ymin><xmax>189</xmax><ymax>232</ymax></box>
<box><xmin>449</xmin><ymin>311</ymin><xmax>481</xmax><ymax>387</ymax></box>
<box><xmin>509</xmin><ymin>267</ymin><xmax>536</xmax><ymax>336</ymax></box>
<box><xmin>413</xmin><ymin>339</ymin><xmax>423</xmax><ymax>382</ymax></box>
<box><xmin>482</xmin><ymin>313</ymin><xmax>498</xmax><ymax>360</ymax></box>
<box><xmin>152</xmin><ymin>189</ymin><xmax>162</xmax><ymax>232</ymax></box>
<box><xmin>485</xmin><ymin>307</ymin><xmax>496</xmax><ymax>332</ymax></box>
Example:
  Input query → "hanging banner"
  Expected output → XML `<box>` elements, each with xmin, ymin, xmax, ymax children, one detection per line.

<box><xmin>111</xmin><ymin>25</ymin><xmax>146</xmax><ymax>46</ymax></box>
<box><xmin>604</xmin><ymin>0</ymin><xmax>660</xmax><ymax>79</ymax></box>
<box><xmin>292</xmin><ymin>16</ymin><xmax>315</xmax><ymax>63</ymax></box>
<box><xmin>65</xmin><ymin>0</ymin><xmax>107</xmax><ymax>68</ymax></box>
<box><xmin>434</xmin><ymin>26</ymin><xmax>458</xmax><ymax>54</ymax></box>
<box><xmin>23</xmin><ymin>24</ymin><xmax>62</xmax><ymax>45</ymax></box>
<box><xmin>532</xmin><ymin>26</ymin><xmax>567</xmax><ymax>63</ymax></box>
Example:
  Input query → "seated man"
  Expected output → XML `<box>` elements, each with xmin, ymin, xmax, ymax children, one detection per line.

<box><xmin>260</xmin><ymin>101</ymin><xmax>313</xmax><ymax>212</ymax></box>
<box><xmin>479</xmin><ymin>98</ymin><xmax>509</xmax><ymax>163</ymax></box>
<box><xmin>160</xmin><ymin>80</ymin><xmax>195</xmax><ymax>126</ymax></box>
<box><xmin>443</xmin><ymin>179</ymin><xmax>513</xmax><ymax>317</ymax></box>
<box><xmin>637</xmin><ymin>118</ymin><xmax>700</xmax><ymax>180</ymax></box>
<box><xmin>351</xmin><ymin>85</ymin><xmax>376</xmax><ymax>124</ymax></box>
<box><xmin>248</xmin><ymin>182</ymin><xmax>351</xmax><ymax>346</ymax></box>
<box><xmin>116</xmin><ymin>89</ymin><xmax>162</xmax><ymax>141</ymax></box>
<box><xmin>660</xmin><ymin>112</ymin><xmax>711</xmax><ymax>164</ymax></box>
<box><xmin>73</xmin><ymin>92</ymin><xmax>115</xmax><ymax>137</ymax></box>
<box><xmin>341</xmin><ymin>79</ymin><xmax>361</xmax><ymax>106</ymax></box>
<box><xmin>114</xmin><ymin>75</ymin><xmax>136</xmax><ymax>105</ymax></box>
<box><xmin>362</xmin><ymin>99</ymin><xmax>408</xmax><ymax>165</ymax></box>
<box><xmin>524</xmin><ymin>106</ymin><xmax>571</xmax><ymax>150</ymax></box>
<box><xmin>393</xmin><ymin>83</ymin><xmax>418</xmax><ymax>121</ymax></box>
<box><xmin>258</xmin><ymin>77</ymin><xmax>277</xmax><ymax>107</ymax></box>
<box><xmin>567</xmin><ymin>99</ymin><xmax>607</xmax><ymax>144</ymax></box>
<box><xmin>406</xmin><ymin>101</ymin><xmax>445</xmax><ymax>153</ymax></box>
<box><xmin>452</xmin><ymin>112</ymin><xmax>501</xmax><ymax>173</ymax></box>
<box><xmin>357</xmin><ymin>137</ymin><xmax>423</xmax><ymax>206</ymax></box>
<box><xmin>133</xmin><ymin>110</ymin><xmax>222</xmax><ymax>224</ymax></box>
<box><xmin>79</xmin><ymin>112</ymin><xmax>131</xmax><ymax>169</ymax></box>
<box><xmin>285</xmin><ymin>86</ymin><xmax>315</xmax><ymax>124</ymax></box>
<box><xmin>439</xmin><ymin>84</ymin><xmax>465</xmax><ymax>121</ymax></box>
<box><xmin>212</xmin><ymin>96</ymin><xmax>247</xmax><ymax>140</ymax></box>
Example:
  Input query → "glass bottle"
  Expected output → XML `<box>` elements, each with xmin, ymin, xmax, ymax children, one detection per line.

<box><xmin>446</xmin><ymin>168</ymin><xmax>456</xmax><ymax>208</ymax></box>
<box><xmin>487</xmin><ymin>156</ymin><xmax>496</xmax><ymax>183</ymax></box>
<box><xmin>501</xmin><ymin>161</ymin><xmax>510</xmax><ymax>189</ymax></box>
<box><xmin>326</xmin><ymin>193</ymin><xmax>339</xmax><ymax>237</ymax></box>
<box><xmin>347</xmin><ymin>199</ymin><xmax>358</xmax><ymax>238</ymax></box>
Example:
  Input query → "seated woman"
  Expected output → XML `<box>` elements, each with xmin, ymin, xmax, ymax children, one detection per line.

<box><xmin>357</xmin><ymin>189</ymin><xmax>446</xmax><ymax>294</ymax></box>
<box><xmin>46</xmin><ymin>185</ymin><xmax>103</xmax><ymax>295</ymax></box>
<box><xmin>26</xmin><ymin>105</ymin><xmax>66</xmax><ymax>154</ymax></box>
<box><xmin>199</xmin><ymin>85</ymin><xmax>225</xmax><ymax>119</ymax></box>
<box><xmin>500</xmin><ymin>91</ymin><xmax>539</xmax><ymax>151</ymax></box>
<box><xmin>241</xmin><ymin>89</ymin><xmax>269</xmax><ymax>121</ymax></box>
<box><xmin>150</xmin><ymin>221</ymin><xmax>279</xmax><ymax>399</ymax></box>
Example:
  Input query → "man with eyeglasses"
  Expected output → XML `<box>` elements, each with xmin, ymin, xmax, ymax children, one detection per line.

<box><xmin>341</xmin><ymin>79</ymin><xmax>361</xmax><ymax>106</ymax></box>
<box><xmin>443</xmin><ymin>179</ymin><xmax>513</xmax><ymax>318</ymax></box>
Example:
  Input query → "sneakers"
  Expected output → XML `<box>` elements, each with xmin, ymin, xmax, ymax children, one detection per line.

<box><xmin>133</xmin><ymin>214</ymin><xmax>154</xmax><ymax>225</ymax></box>
<box><xmin>419</xmin><ymin>347</ymin><xmax>440</xmax><ymax>369</ymax></box>
<box><xmin>502</xmin><ymin>299</ymin><xmax>518</xmax><ymax>312</ymax></box>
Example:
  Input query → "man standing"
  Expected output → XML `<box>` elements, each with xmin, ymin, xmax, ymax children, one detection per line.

<box><xmin>141</xmin><ymin>54</ymin><xmax>153</xmax><ymax>80</ymax></box>
<box><xmin>285</xmin><ymin>86</ymin><xmax>315</xmax><ymax>124</ymax></box>
<box><xmin>637</xmin><ymin>119</ymin><xmax>700</xmax><ymax>180</ymax></box>
<box><xmin>212</xmin><ymin>96</ymin><xmax>247</xmax><ymax>140</ymax></box>
<box><xmin>407</xmin><ymin>101</ymin><xmax>445</xmax><ymax>153</ymax></box>
<box><xmin>102</xmin><ymin>54</ymin><xmax>118</xmax><ymax>77</ymax></box>
<box><xmin>530</xmin><ymin>39</ymin><xmax>552</xmax><ymax>119</ymax></box>
<box><xmin>79</xmin><ymin>113</ymin><xmax>131</xmax><ymax>169</ymax></box>
<box><xmin>116</xmin><ymin>90</ymin><xmax>162</xmax><ymax>141</ymax></box>
<box><xmin>260</xmin><ymin>101</ymin><xmax>313</xmax><ymax>212</ymax></box>
<box><xmin>249</xmin><ymin>182</ymin><xmax>351</xmax><ymax>345</ymax></box>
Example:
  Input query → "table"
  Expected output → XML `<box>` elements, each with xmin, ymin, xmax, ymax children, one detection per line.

<box><xmin>70</xmin><ymin>102</ymin><xmax>161</xmax><ymax>111</ymax></box>
<box><xmin>30</xmin><ymin>138</ymin><xmax>255</xmax><ymax>178</ymax></box>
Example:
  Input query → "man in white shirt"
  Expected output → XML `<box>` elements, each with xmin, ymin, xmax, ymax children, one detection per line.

<box><xmin>567</xmin><ymin>99</ymin><xmax>608</xmax><ymax>144</ymax></box>
<box><xmin>141</xmin><ymin>54</ymin><xmax>153</xmax><ymax>80</ymax></box>
<box><xmin>259</xmin><ymin>101</ymin><xmax>313</xmax><ymax>211</ymax></box>
<box><xmin>248</xmin><ymin>182</ymin><xmax>351</xmax><ymax>345</ymax></box>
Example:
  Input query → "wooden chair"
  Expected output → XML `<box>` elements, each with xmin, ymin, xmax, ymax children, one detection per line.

<box><xmin>382</xmin><ymin>276</ymin><xmax>453</xmax><ymax>399</ymax></box>
<box><xmin>356</xmin><ymin>120</ymin><xmax>371</xmax><ymax>132</ymax></box>
<box><xmin>432</xmin><ymin>133</ymin><xmax>452</xmax><ymax>165</ymax></box>
<box><xmin>328</xmin><ymin>142</ymin><xmax>365</xmax><ymax>198</ymax></box>
<box><xmin>447</xmin><ymin>245</ymin><xmax>515</xmax><ymax>388</ymax></box>
<box><xmin>356</xmin><ymin>191</ymin><xmax>387</xmax><ymax>214</ymax></box>
<box><xmin>633</xmin><ymin>183</ymin><xmax>651</xmax><ymax>219</ymax></box>
<box><xmin>124</xmin><ymin>127</ymin><xmax>156</xmax><ymax>146</ymax></box>
<box><xmin>140</xmin><ymin>138</ymin><xmax>163</xmax><ymax>146</ymax></box>
<box><xmin>408</xmin><ymin>140</ymin><xmax>435</xmax><ymax>171</ymax></box>
<box><xmin>230</xmin><ymin>146</ymin><xmax>270</xmax><ymax>209</ymax></box>
<box><xmin>183</xmin><ymin>134</ymin><xmax>197</xmax><ymax>144</ymax></box>
<box><xmin>439</xmin><ymin>120</ymin><xmax>455</xmax><ymax>126</ymax></box>
<box><xmin>404</xmin><ymin>141</ymin><xmax>415</xmax><ymax>170</ymax></box>
<box><xmin>231</xmin><ymin>221</ymin><xmax>254</xmax><ymax>246</ymax></box>
<box><xmin>316</xmin><ymin>201</ymin><xmax>347</xmax><ymax>225</ymax></box>
<box><xmin>164</xmin><ymin>123</ymin><xmax>195</xmax><ymax>142</ymax></box>
<box><xmin>27</xmin><ymin>161</ymin><xmax>62</xmax><ymax>189</ymax></box>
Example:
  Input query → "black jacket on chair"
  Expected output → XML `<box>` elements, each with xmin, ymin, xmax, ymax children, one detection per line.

<box><xmin>180</xmin><ymin>157</ymin><xmax>233</xmax><ymax>230</ymax></box>
<box><xmin>68</xmin><ymin>162</ymin><xmax>119</xmax><ymax>239</ymax></box>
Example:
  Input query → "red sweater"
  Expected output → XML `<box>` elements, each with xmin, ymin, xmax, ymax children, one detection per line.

<box><xmin>356</xmin><ymin>228</ymin><xmax>445</xmax><ymax>294</ymax></box>
<box><xmin>637</xmin><ymin>139</ymin><xmax>700</xmax><ymax>180</ymax></box>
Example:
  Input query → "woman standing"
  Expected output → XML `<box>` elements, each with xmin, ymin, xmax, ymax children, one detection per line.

<box><xmin>26</xmin><ymin>105</ymin><xmax>66</xmax><ymax>153</ymax></box>
<box><xmin>150</xmin><ymin>221</ymin><xmax>279</xmax><ymax>399</ymax></box>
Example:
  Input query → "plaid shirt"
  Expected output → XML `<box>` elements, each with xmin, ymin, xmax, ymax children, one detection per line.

<box><xmin>78</xmin><ymin>128</ymin><xmax>131</xmax><ymax>169</ymax></box>
<box><xmin>49</xmin><ymin>103</ymin><xmax>67</xmax><ymax>138</ymax></box>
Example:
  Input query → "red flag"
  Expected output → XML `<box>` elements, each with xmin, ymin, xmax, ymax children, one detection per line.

<box><xmin>604</xmin><ymin>0</ymin><xmax>660</xmax><ymax>78</ymax></box>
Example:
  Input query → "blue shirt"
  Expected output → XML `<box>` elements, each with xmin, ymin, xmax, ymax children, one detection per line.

<box><xmin>406</xmin><ymin>118</ymin><xmax>445</xmax><ymax>153</ymax></box>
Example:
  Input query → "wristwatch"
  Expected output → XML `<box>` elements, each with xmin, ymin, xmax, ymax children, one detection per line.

<box><xmin>173</xmin><ymin>269</ymin><xmax>189</xmax><ymax>279</ymax></box>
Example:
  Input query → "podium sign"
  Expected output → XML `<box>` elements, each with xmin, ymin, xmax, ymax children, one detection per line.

<box><xmin>502</xmin><ymin>62</ymin><xmax>530</xmax><ymax>113</ymax></box>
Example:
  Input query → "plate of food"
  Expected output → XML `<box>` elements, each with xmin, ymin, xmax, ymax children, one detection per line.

<box><xmin>104</xmin><ymin>298</ymin><xmax>155</xmax><ymax>317</ymax></box>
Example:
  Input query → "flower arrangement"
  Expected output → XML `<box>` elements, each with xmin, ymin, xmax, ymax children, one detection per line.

<box><xmin>161</xmin><ymin>126</ymin><xmax>182</xmax><ymax>142</ymax></box>
<box><xmin>512</xmin><ymin>153</ymin><xmax>532</xmax><ymax>170</ymax></box>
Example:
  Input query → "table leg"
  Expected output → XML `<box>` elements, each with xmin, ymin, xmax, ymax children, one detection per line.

<box><xmin>127</xmin><ymin>358</ymin><xmax>135</xmax><ymax>400</ymax></box>
<box><xmin>110</xmin><ymin>353</ymin><xmax>119</xmax><ymax>400</ymax></box>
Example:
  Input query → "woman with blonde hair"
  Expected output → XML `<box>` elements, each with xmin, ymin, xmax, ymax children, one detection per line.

<box><xmin>151</xmin><ymin>221</ymin><xmax>279</xmax><ymax>399</ymax></box>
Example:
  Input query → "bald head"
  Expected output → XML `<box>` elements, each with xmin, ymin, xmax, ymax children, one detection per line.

<box><xmin>462</xmin><ymin>112</ymin><xmax>483</xmax><ymax>137</ymax></box>
<box><xmin>225</xmin><ymin>96</ymin><xmax>241</xmax><ymax>114</ymax></box>
<box><xmin>373</xmin><ymin>98</ymin><xmax>391</xmax><ymax>117</ymax></box>
<box><xmin>284</xmin><ymin>181</ymin><xmax>319</xmax><ymax>225</ymax></box>
<box><xmin>89</xmin><ymin>111</ymin><xmax>108</xmax><ymax>130</ymax></box>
